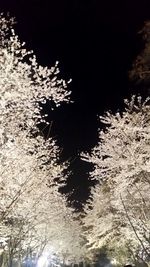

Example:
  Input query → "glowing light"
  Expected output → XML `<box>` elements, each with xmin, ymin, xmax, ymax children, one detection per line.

<box><xmin>111</xmin><ymin>258</ymin><xmax>118</xmax><ymax>265</ymax></box>
<box><xmin>37</xmin><ymin>255</ymin><xmax>49</xmax><ymax>267</ymax></box>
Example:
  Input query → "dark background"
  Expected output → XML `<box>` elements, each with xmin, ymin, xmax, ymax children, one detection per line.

<box><xmin>1</xmin><ymin>0</ymin><xmax>150</xmax><ymax>207</ymax></box>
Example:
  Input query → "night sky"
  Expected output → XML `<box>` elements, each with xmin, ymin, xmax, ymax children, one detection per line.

<box><xmin>1</xmin><ymin>0</ymin><xmax>150</xmax><ymax>207</ymax></box>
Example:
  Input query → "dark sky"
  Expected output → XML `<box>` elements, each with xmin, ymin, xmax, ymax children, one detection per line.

<box><xmin>1</xmin><ymin>0</ymin><xmax>150</xmax><ymax>207</ymax></box>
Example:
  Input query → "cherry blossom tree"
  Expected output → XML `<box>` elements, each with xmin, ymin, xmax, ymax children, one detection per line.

<box><xmin>0</xmin><ymin>14</ymin><xmax>85</xmax><ymax>266</ymax></box>
<box><xmin>82</xmin><ymin>96</ymin><xmax>150</xmax><ymax>264</ymax></box>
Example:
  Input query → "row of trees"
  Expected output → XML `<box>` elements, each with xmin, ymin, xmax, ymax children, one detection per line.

<box><xmin>81</xmin><ymin>21</ymin><xmax>150</xmax><ymax>266</ymax></box>
<box><xmin>0</xmin><ymin>15</ymin><xmax>86</xmax><ymax>267</ymax></box>
<box><xmin>1</xmin><ymin>14</ymin><xmax>150</xmax><ymax>267</ymax></box>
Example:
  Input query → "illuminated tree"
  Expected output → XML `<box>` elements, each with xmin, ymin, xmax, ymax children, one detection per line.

<box><xmin>82</xmin><ymin>96</ymin><xmax>150</xmax><ymax>263</ymax></box>
<box><xmin>0</xmin><ymin>14</ymin><xmax>85</xmax><ymax>266</ymax></box>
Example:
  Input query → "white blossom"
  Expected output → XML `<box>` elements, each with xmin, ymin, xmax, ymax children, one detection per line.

<box><xmin>0</xmin><ymin>14</ymin><xmax>85</xmax><ymax>265</ymax></box>
<box><xmin>82</xmin><ymin>96</ymin><xmax>150</xmax><ymax>260</ymax></box>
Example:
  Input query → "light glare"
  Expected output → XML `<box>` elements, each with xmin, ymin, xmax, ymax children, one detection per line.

<box><xmin>37</xmin><ymin>255</ymin><xmax>49</xmax><ymax>267</ymax></box>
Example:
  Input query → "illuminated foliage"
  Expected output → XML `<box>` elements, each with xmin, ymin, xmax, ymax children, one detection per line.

<box><xmin>0</xmin><ymin>15</ymin><xmax>85</xmax><ymax>265</ymax></box>
<box><xmin>82</xmin><ymin>96</ymin><xmax>150</xmax><ymax>262</ymax></box>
